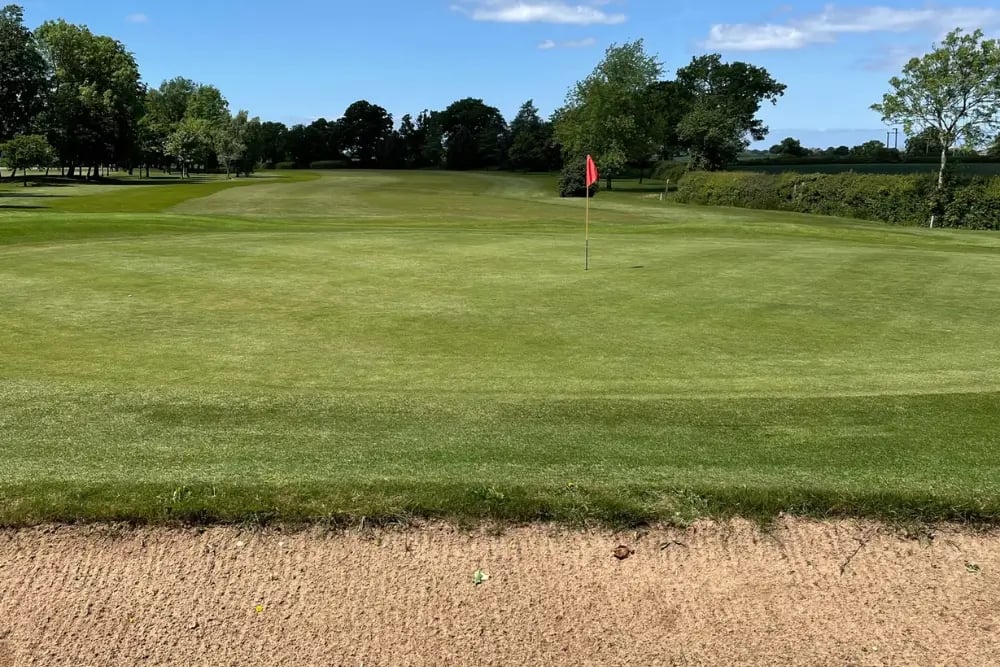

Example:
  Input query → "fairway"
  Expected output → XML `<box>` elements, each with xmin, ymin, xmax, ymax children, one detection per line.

<box><xmin>2</xmin><ymin>170</ymin><xmax>1000</xmax><ymax>524</ymax></box>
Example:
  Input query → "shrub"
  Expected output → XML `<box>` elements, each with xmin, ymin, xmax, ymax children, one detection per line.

<box><xmin>274</xmin><ymin>161</ymin><xmax>298</xmax><ymax>170</ymax></box>
<box><xmin>558</xmin><ymin>159</ymin><xmax>598</xmax><ymax>198</ymax></box>
<box><xmin>675</xmin><ymin>170</ymin><xmax>938</xmax><ymax>225</ymax></box>
<box><xmin>942</xmin><ymin>178</ymin><xmax>1000</xmax><ymax>230</ymax></box>
<box><xmin>652</xmin><ymin>161</ymin><xmax>688</xmax><ymax>185</ymax></box>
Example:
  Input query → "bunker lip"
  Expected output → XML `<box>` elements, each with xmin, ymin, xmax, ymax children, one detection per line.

<box><xmin>1</xmin><ymin>518</ymin><xmax>997</xmax><ymax>666</ymax></box>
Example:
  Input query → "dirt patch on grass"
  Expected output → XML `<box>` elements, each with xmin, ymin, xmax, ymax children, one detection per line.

<box><xmin>0</xmin><ymin>519</ymin><xmax>997</xmax><ymax>665</ymax></box>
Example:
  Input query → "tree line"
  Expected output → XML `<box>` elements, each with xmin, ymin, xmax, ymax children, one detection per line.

<box><xmin>8</xmin><ymin>1</ymin><xmax>989</xmax><ymax>201</ymax></box>
<box><xmin>0</xmin><ymin>4</ymin><xmax>790</xmax><ymax>186</ymax></box>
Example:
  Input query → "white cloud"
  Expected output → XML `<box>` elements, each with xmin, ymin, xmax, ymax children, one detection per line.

<box><xmin>451</xmin><ymin>1</ymin><xmax>626</xmax><ymax>25</ymax></box>
<box><xmin>703</xmin><ymin>5</ymin><xmax>1000</xmax><ymax>51</ymax></box>
<box><xmin>125</xmin><ymin>12</ymin><xmax>149</xmax><ymax>24</ymax></box>
<box><xmin>538</xmin><ymin>36</ymin><xmax>597</xmax><ymax>49</ymax></box>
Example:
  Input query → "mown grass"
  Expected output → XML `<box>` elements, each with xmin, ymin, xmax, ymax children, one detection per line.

<box><xmin>2</xmin><ymin>170</ymin><xmax>999</xmax><ymax>526</ymax></box>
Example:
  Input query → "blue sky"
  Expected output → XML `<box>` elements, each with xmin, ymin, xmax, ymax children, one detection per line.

<box><xmin>19</xmin><ymin>0</ymin><xmax>1000</xmax><ymax>148</ymax></box>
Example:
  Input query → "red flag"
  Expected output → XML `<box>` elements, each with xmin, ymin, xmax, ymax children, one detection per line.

<box><xmin>586</xmin><ymin>155</ymin><xmax>599</xmax><ymax>187</ymax></box>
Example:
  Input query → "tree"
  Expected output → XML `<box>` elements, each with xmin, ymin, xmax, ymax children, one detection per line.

<box><xmin>769</xmin><ymin>137</ymin><xmax>808</xmax><ymax>157</ymax></box>
<box><xmin>35</xmin><ymin>20</ymin><xmax>144</xmax><ymax>178</ymax></box>
<box><xmin>674</xmin><ymin>54</ymin><xmax>786</xmax><ymax>171</ymax></box>
<box><xmin>508</xmin><ymin>99</ymin><xmax>559</xmax><ymax>171</ymax></box>
<box><xmin>0</xmin><ymin>134</ymin><xmax>54</xmax><ymax>184</ymax></box>
<box><xmin>904</xmin><ymin>127</ymin><xmax>941</xmax><ymax>157</ymax></box>
<box><xmin>257</xmin><ymin>121</ymin><xmax>288</xmax><ymax>167</ymax></box>
<box><xmin>185</xmin><ymin>84</ymin><xmax>229</xmax><ymax>126</ymax></box>
<box><xmin>988</xmin><ymin>135</ymin><xmax>1000</xmax><ymax>158</ymax></box>
<box><xmin>554</xmin><ymin>40</ymin><xmax>662</xmax><ymax>188</ymax></box>
<box><xmin>851</xmin><ymin>140</ymin><xmax>891</xmax><ymax>159</ymax></box>
<box><xmin>215</xmin><ymin>110</ymin><xmax>250</xmax><ymax>178</ymax></box>
<box><xmin>439</xmin><ymin>98</ymin><xmax>508</xmax><ymax>170</ymax></box>
<box><xmin>164</xmin><ymin>117</ymin><xmax>211</xmax><ymax>177</ymax></box>
<box><xmin>872</xmin><ymin>28</ymin><xmax>1000</xmax><ymax>226</ymax></box>
<box><xmin>445</xmin><ymin>125</ymin><xmax>478</xmax><ymax>170</ymax></box>
<box><xmin>338</xmin><ymin>100</ymin><xmax>393</xmax><ymax>166</ymax></box>
<box><xmin>417</xmin><ymin>110</ymin><xmax>444</xmax><ymax>167</ymax></box>
<box><xmin>0</xmin><ymin>5</ymin><xmax>47</xmax><ymax>142</ymax></box>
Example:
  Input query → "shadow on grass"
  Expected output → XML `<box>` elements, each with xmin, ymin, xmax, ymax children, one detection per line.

<box><xmin>0</xmin><ymin>204</ymin><xmax>46</xmax><ymax>210</ymax></box>
<box><xmin>0</xmin><ymin>192</ymin><xmax>65</xmax><ymax>198</ymax></box>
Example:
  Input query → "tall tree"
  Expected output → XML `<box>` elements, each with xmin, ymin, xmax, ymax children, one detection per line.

<box><xmin>439</xmin><ymin>98</ymin><xmax>508</xmax><ymax>170</ymax></box>
<box><xmin>554</xmin><ymin>40</ymin><xmax>662</xmax><ymax>188</ymax></box>
<box><xmin>508</xmin><ymin>100</ymin><xmax>558</xmax><ymax>171</ymax></box>
<box><xmin>35</xmin><ymin>20</ymin><xmax>144</xmax><ymax>178</ymax></box>
<box><xmin>256</xmin><ymin>121</ymin><xmax>288</xmax><ymax>167</ymax></box>
<box><xmin>338</xmin><ymin>100</ymin><xmax>393</xmax><ymax>166</ymax></box>
<box><xmin>185</xmin><ymin>84</ymin><xmax>229</xmax><ymax>126</ymax></box>
<box><xmin>674</xmin><ymin>54</ymin><xmax>786</xmax><ymax>171</ymax></box>
<box><xmin>0</xmin><ymin>4</ymin><xmax>47</xmax><ymax>141</ymax></box>
<box><xmin>872</xmin><ymin>28</ymin><xmax>1000</xmax><ymax>226</ymax></box>
<box><xmin>215</xmin><ymin>110</ymin><xmax>250</xmax><ymax>178</ymax></box>
<box><xmin>164</xmin><ymin>117</ymin><xmax>211</xmax><ymax>178</ymax></box>
<box><xmin>417</xmin><ymin>110</ymin><xmax>444</xmax><ymax>167</ymax></box>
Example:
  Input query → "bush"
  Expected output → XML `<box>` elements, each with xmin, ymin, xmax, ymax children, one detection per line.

<box><xmin>942</xmin><ymin>178</ymin><xmax>1000</xmax><ymax>230</ymax></box>
<box><xmin>675</xmin><ymin>170</ymin><xmax>944</xmax><ymax>226</ymax></box>
<box><xmin>274</xmin><ymin>161</ymin><xmax>298</xmax><ymax>170</ymax></box>
<box><xmin>308</xmin><ymin>160</ymin><xmax>351</xmax><ymax>170</ymax></box>
<box><xmin>652</xmin><ymin>161</ymin><xmax>688</xmax><ymax>185</ymax></box>
<box><xmin>558</xmin><ymin>159</ymin><xmax>598</xmax><ymax>198</ymax></box>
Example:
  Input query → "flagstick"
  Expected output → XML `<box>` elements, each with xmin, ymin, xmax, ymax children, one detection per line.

<box><xmin>585</xmin><ymin>186</ymin><xmax>590</xmax><ymax>271</ymax></box>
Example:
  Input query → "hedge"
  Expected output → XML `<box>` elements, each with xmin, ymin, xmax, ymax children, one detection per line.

<box><xmin>674</xmin><ymin>171</ymin><xmax>1000</xmax><ymax>229</ymax></box>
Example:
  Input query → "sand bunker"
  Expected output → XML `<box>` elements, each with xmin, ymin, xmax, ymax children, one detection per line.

<box><xmin>0</xmin><ymin>519</ymin><xmax>997</xmax><ymax>665</ymax></box>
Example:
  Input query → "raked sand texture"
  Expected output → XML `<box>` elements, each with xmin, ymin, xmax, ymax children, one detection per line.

<box><xmin>0</xmin><ymin>519</ymin><xmax>997</xmax><ymax>666</ymax></box>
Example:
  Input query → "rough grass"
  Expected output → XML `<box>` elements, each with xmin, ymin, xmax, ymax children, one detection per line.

<box><xmin>2</xmin><ymin>170</ymin><xmax>999</xmax><ymax>526</ymax></box>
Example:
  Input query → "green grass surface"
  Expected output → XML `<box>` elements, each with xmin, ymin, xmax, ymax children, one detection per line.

<box><xmin>731</xmin><ymin>161</ymin><xmax>1000</xmax><ymax>176</ymax></box>
<box><xmin>2</xmin><ymin>170</ymin><xmax>999</xmax><ymax>526</ymax></box>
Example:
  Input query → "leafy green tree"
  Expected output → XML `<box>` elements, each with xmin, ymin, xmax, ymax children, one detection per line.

<box><xmin>338</xmin><ymin>100</ymin><xmax>393</xmax><ymax>166</ymax></box>
<box><xmin>417</xmin><ymin>110</ymin><xmax>444</xmax><ymax>167</ymax></box>
<box><xmin>507</xmin><ymin>99</ymin><xmax>559</xmax><ymax>171</ymax></box>
<box><xmin>439</xmin><ymin>98</ymin><xmax>508</xmax><ymax>170</ymax></box>
<box><xmin>164</xmin><ymin>117</ymin><xmax>212</xmax><ymax>177</ymax></box>
<box><xmin>257</xmin><ymin>121</ymin><xmax>288</xmax><ymax>167</ymax></box>
<box><xmin>374</xmin><ymin>130</ymin><xmax>406</xmax><ymax>169</ymax></box>
<box><xmin>872</xmin><ymin>28</ymin><xmax>1000</xmax><ymax>225</ymax></box>
<box><xmin>445</xmin><ymin>125</ymin><xmax>478</xmax><ymax>170</ymax></box>
<box><xmin>238</xmin><ymin>115</ymin><xmax>263</xmax><ymax>175</ymax></box>
<box><xmin>215</xmin><ymin>110</ymin><xmax>250</xmax><ymax>178</ymax></box>
<box><xmin>554</xmin><ymin>40</ymin><xmax>662</xmax><ymax>188</ymax></box>
<box><xmin>675</xmin><ymin>54</ymin><xmax>786</xmax><ymax>171</ymax></box>
<box><xmin>0</xmin><ymin>5</ymin><xmax>47</xmax><ymax>141</ymax></box>
<box><xmin>769</xmin><ymin>137</ymin><xmax>808</xmax><ymax>157</ymax></box>
<box><xmin>0</xmin><ymin>133</ymin><xmax>54</xmax><ymax>184</ymax></box>
<box><xmin>905</xmin><ymin>127</ymin><xmax>941</xmax><ymax>157</ymax></box>
<box><xmin>185</xmin><ymin>84</ymin><xmax>229</xmax><ymax>125</ymax></box>
<box><xmin>35</xmin><ymin>20</ymin><xmax>144</xmax><ymax>178</ymax></box>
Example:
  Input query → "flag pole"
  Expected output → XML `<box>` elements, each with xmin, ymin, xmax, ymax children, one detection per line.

<box><xmin>585</xmin><ymin>178</ymin><xmax>590</xmax><ymax>271</ymax></box>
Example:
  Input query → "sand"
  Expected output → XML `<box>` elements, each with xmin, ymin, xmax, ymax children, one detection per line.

<box><xmin>0</xmin><ymin>519</ymin><xmax>997</xmax><ymax>666</ymax></box>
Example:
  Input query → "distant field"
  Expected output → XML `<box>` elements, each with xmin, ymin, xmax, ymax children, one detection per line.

<box><xmin>731</xmin><ymin>161</ymin><xmax>1000</xmax><ymax>176</ymax></box>
<box><xmin>2</xmin><ymin>170</ymin><xmax>1000</xmax><ymax>525</ymax></box>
